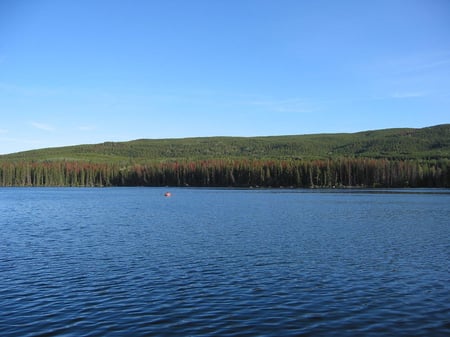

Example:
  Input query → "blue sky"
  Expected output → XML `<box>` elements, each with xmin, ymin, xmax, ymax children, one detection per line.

<box><xmin>0</xmin><ymin>0</ymin><xmax>449</xmax><ymax>154</ymax></box>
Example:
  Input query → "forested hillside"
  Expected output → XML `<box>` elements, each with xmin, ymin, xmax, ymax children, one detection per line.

<box><xmin>0</xmin><ymin>124</ymin><xmax>449</xmax><ymax>187</ymax></box>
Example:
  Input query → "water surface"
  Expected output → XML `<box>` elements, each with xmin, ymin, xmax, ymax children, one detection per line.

<box><xmin>1</xmin><ymin>188</ymin><xmax>449</xmax><ymax>336</ymax></box>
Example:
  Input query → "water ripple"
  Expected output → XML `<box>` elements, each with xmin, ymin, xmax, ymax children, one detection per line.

<box><xmin>0</xmin><ymin>188</ymin><xmax>449</xmax><ymax>336</ymax></box>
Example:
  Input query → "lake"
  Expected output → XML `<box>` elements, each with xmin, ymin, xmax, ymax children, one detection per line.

<box><xmin>0</xmin><ymin>187</ymin><xmax>449</xmax><ymax>336</ymax></box>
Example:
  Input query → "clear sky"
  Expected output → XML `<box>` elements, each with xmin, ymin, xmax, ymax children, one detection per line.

<box><xmin>0</xmin><ymin>0</ymin><xmax>449</xmax><ymax>154</ymax></box>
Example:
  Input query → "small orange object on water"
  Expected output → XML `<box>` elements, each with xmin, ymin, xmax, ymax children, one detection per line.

<box><xmin>164</xmin><ymin>192</ymin><xmax>172</xmax><ymax>197</ymax></box>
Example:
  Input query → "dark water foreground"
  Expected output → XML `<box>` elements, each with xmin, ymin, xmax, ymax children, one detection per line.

<box><xmin>0</xmin><ymin>188</ymin><xmax>449</xmax><ymax>336</ymax></box>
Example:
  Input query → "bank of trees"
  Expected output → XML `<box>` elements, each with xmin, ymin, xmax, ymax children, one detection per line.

<box><xmin>0</xmin><ymin>158</ymin><xmax>448</xmax><ymax>188</ymax></box>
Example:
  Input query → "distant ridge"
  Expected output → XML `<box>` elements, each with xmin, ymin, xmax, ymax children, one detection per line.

<box><xmin>2</xmin><ymin>124</ymin><xmax>449</xmax><ymax>163</ymax></box>
<box><xmin>1</xmin><ymin>124</ymin><xmax>449</xmax><ymax>188</ymax></box>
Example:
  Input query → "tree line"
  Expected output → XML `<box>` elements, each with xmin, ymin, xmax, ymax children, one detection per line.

<box><xmin>0</xmin><ymin>158</ymin><xmax>448</xmax><ymax>188</ymax></box>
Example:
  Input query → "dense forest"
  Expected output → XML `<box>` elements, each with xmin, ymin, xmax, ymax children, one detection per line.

<box><xmin>0</xmin><ymin>124</ymin><xmax>449</xmax><ymax>188</ymax></box>
<box><xmin>0</xmin><ymin>158</ymin><xmax>448</xmax><ymax>188</ymax></box>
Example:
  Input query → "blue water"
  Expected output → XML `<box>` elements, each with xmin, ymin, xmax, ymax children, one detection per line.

<box><xmin>0</xmin><ymin>188</ymin><xmax>449</xmax><ymax>336</ymax></box>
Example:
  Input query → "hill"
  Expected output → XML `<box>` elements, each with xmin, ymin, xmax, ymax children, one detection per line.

<box><xmin>0</xmin><ymin>124</ymin><xmax>449</xmax><ymax>188</ymax></box>
<box><xmin>1</xmin><ymin>124</ymin><xmax>449</xmax><ymax>163</ymax></box>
